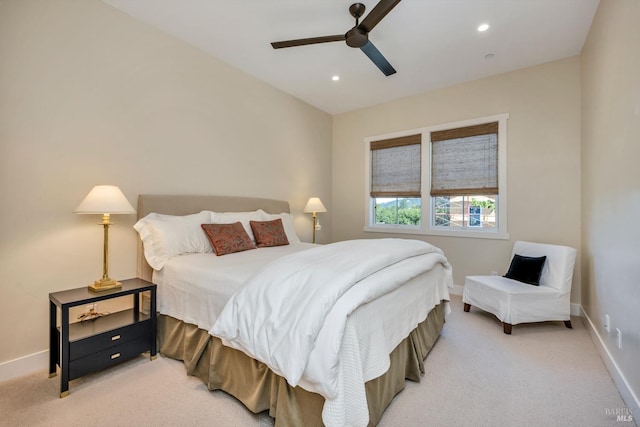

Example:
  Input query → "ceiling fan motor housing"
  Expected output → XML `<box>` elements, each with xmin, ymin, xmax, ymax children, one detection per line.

<box><xmin>346</xmin><ymin>27</ymin><xmax>368</xmax><ymax>48</ymax></box>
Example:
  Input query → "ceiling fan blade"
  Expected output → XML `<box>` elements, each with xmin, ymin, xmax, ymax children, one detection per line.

<box><xmin>271</xmin><ymin>35</ymin><xmax>345</xmax><ymax>49</ymax></box>
<box><xmin>358</xmin><ymin>0</ymin><xmax>402</xmax><ymax>33</ymax></box>
<box><xmin>360</xmin><ymin>40</ymin><xmax>396</xmax><ymax>76</ymax></box>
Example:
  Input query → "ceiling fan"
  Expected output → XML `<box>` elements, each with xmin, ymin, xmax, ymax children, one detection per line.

<box><xmin>271</xmin><ymin>0</ymin><xmax>402</xmax><ymax>76</ymax></box>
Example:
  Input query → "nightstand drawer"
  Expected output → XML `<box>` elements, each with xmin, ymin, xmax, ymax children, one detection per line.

<box><xmin>69</xmin><ymin>312</ymin><xmax>151</xmax><ymax>361</ymax></box>
<box><xmin>69</xmin><ymin>335</ymin><xmax>152</xmax><ymax>380</ymax></box>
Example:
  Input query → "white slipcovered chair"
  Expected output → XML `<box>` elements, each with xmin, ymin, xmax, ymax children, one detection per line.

<box><xmin>463</xmin><ymin>241</ymin><xmax>577</xmax><ymax>334</ymax></box>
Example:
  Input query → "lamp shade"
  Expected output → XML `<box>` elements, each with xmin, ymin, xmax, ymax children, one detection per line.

<box><xmin>74</xmin><ymin>185</ymin><xmax>136</xmax><ymax>214</ymax></box>
<box><xmin>303</xmin><ymin>197</ymin><xmax>327</xmax><ymax>213</ymax></box>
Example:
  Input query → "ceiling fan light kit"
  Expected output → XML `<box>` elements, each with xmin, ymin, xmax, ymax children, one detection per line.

<box><xmin>271</xmin><ymin>0</ymin><xmax>402</xmax><ymax>76</ymax></box>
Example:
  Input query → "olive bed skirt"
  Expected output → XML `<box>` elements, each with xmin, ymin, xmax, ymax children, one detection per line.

<box><xmin>158</xmin><ymin>301</ymin><xmax>446</xmax><ymax>426</ymax></box>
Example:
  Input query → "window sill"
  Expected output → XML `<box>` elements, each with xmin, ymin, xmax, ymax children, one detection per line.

<box><xmin>363</xmin><ymin>226</ymin><xmax>510</xmax><ymax>240</ymax></box>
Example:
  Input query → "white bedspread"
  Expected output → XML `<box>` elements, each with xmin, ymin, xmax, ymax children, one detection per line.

<box><xmin>153</xmin><ymin>243</ymin><xmax>316</xmax><ymax>331</ymax></box>
<box><xmin>155</xmin><ymin>239</ymin><xmax>452</xmax><ymax>427</ymax></box>
<box><xmin>210</xmin><ymin>238</ymin><xmax>451</xmax><ymax>397</ymax></box>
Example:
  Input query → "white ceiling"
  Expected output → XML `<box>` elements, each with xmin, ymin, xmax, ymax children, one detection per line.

<box><xmin>103</xmin><ymin>0</ymin><xmax>599</xmax><ymax>115</ymax></box>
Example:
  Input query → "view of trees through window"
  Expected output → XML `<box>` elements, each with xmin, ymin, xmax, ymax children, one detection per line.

<box><xmin>374</xmin><ymin>196</ymin><xmax>497</xmax><ymax>229</ymax></box>
<box><xmin>374</xmin><ymin>198</ymin><xmax>421</xmax><ymax>226</ymax></box>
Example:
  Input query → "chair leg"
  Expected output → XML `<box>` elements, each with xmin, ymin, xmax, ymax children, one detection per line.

<box><xmin>564</xmin><ymin>320</ymin><xmax>573</xmax><ymax>329</ymax></box>
<box><xmin>463</xmin><ymin>303</ymin><xmax>471</xmax><ymax>312</ymax></box>
<box><xmin>503</xmin><ymin>323</ymin><xmax>512</xmax><ymax>335</ymax></box>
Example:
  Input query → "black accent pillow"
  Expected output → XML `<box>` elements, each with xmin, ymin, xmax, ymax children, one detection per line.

<box><xmin>504</xmin><ymin>254</ymin><xmax>547</xmax><ymax>286</ymax></box>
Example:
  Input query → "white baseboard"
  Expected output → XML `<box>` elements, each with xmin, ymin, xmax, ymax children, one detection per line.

<box><xmin>581</xmin><ymin>305</ymin><xmax>640</xmax><ymax>418</ymax></box>
<box><xmin>570</xmin><ymin>303</ymin><xmax>581</xmax><ymax>317</ymax></box>
<box><xmin>449</xmin><ymin>284</ymin><xmax>464</xmax><ymax>296</ymax></box>
<box><xmin>0</xmin><ymin>350</ymin><xmax>49</xmax><ymax>383</ymax></box>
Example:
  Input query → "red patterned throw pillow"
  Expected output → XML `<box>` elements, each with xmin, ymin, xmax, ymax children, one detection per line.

<box><xmin>250</xmin><ymin>219</ymin><xmax>289</xmax><ymax>248</ymax></box>
<box><xmin>201</xmin><ymin>222</ymin><xmax>257</xmax><ymax>256</ymax></box>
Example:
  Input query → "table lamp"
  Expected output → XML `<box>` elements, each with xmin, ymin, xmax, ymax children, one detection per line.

<box><xmin>303</xmin><ymin>197</ymin><xmax>327</xmax><ymax>244</ymax></box>
<box><xmin>74</xmin><ymin>185</ymin><xmax>136</xmax><ymax>292</ymax></box>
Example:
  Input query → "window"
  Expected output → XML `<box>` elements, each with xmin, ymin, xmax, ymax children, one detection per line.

<box><xmin>433</xmin><ymin>195</ymin><xmax>496</xmax><ymax>229</ymax></box>
<box><xmin>370</xmin><ymin>134</ymin><xmax>422</xmax><ymax>227</ymax></box>
<box><xmin>364</xmin><ymin>114</ymin><xmax>509</xmax><ymax>239</ymax></box>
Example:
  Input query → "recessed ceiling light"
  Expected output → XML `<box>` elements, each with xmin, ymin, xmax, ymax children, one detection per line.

<box><xmin>332</xmin><ymin>75</ymin><xmax>340</xmax><ymax>81</ymax></box>
<box><xmin>477</xmin><ymin>23</ymin><xmax>490</xmax><ymax>32</ymax></box>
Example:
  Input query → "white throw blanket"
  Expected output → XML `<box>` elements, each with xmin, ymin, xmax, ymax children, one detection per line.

<box><xmin>210</xmin><ymin>239</ymin><xmax>451</xmax><ymax>397</ymax></box>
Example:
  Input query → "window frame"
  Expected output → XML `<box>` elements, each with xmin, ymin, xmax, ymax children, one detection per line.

<box><xmin>364</xmin><ymin>113</ymin><xmax>509</xmax><ymax>240</ymax></box>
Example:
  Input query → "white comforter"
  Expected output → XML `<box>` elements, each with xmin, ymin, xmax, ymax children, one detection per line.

<box><xmin>153</xmin><ymin>243</ymin><xmax>316</xmax><ymax>331</ymax></box>
<box><xmin>210</xmin><ymin>238</ymin><xmax>452</xmax><ymax>401</ymax></box>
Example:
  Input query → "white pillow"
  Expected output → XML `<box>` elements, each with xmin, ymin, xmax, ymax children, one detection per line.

<box><xmin>209</xmin><ymin>210</ymin><xmax>263</xmax><ymax>244</ymax></box>
<box><xmin>257</xmin><ymin>209</ymin><xmax>301</xmax><ymax>244</ymax></box>
<box><xmin>134</xmin><ymin>211</ymin><xmax>212</xmax><ymax>270</ymax></box>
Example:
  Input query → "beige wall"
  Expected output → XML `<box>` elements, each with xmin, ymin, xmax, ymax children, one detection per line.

<box><xmin>0</xmin><ymin>0</ymin><xmax>332</xmax><ymax>363</ymax></box>
<box><xmin>581</xmin><ymin>0</ymin><xmax>640</xmax><ymax>412</ymax></box>
<box><xmin>332</xmin><ymin>57</ymin><xmax>582</xmax><ymax>297</ymax></box>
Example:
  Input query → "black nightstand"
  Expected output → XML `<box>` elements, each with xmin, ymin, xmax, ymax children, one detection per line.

<box><xmin>49</xmin><ymin>278</ymin><xmax>157</xmax><ymax>397</ymax></box>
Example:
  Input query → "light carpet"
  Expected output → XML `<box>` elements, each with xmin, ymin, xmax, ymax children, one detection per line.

<box><xmin>0</xmin><ymin>296</ymin><xmax>633</xmax><ymax>427</ymax></box>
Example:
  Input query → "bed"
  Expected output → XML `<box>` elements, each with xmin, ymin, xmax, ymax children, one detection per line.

<box><xmin>135</xmin><ymin>194</ymin><xmax>452</xmax><ymax>427</ymax></box>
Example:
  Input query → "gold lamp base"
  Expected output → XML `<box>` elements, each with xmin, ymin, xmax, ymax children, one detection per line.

<box><xmin>88</xmin><ymin>278</ymin><xmax>122</xmax><ymax>292</ymax></box>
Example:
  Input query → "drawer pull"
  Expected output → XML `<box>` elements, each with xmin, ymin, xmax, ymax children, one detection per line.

<box><xmin>111</xmin><ymin>335</ymin><xmax>121</xmax><ymax>341</ymax></box>
<box><xmin>111</xmin><ymin>353</ymin><xmax>121</xmax><ymax>360</ymax></box>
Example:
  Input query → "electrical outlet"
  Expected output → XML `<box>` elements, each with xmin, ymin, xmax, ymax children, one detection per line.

<box><xmin>604</xmin><ymin>314</ymin><xmax>610</xmax><ymax>332</ymax></box>
<box><xmin>616</xmin><ymin>328</ymin><xmax>622</xmax><ymax>349</ymax></box>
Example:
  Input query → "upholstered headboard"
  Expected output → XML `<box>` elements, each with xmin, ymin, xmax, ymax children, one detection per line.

<box><xmin>136</xmin><ymin>194</ymin><xmax>291</xmax><ymax>281</ymax></box>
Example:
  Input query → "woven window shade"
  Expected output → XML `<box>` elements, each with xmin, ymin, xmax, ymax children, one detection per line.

<box><xmin>370</xmin><ymin>134</ymin><xmax>421</xmax><ymax>197</ymax></box>
<box><xmin>431</xmin><ymin>122</ymin><xmax>498</xmax><ymax>196</ymax></box>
